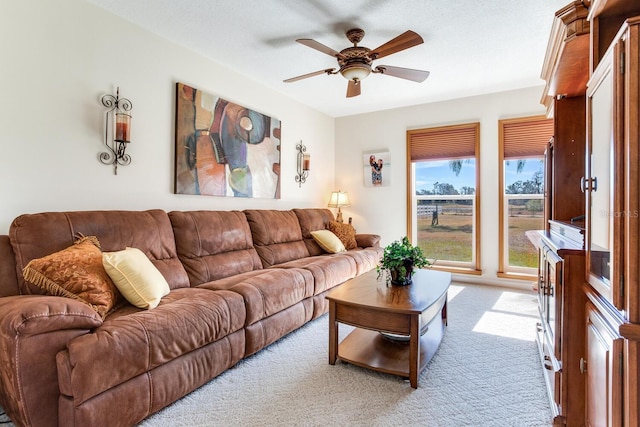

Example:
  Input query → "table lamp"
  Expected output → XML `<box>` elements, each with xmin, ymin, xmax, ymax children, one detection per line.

<box><xmin>328</xmin><ymin>190</ymin><xmax>351</xmax><ymax>223</ymax></box>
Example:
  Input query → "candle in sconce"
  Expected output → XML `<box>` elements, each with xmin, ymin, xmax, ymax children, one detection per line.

<box><xmin>115</xmin><ymin>113</ymin><xmax>131</xmax><ymax>142</ymax></box>
<box><xmin>303</xmin><ymin>154</ymin><xmax>310</xmax><ymax>171</ymax></box>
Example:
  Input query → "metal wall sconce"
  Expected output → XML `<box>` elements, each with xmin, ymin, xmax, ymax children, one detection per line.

<box><xmin>100</xmin><ymin>87</ymin><xmax>133</xmax><ymax>175</ymax></box>
<box><xmin>295</xmin><ymin>141</ymin><xmax>310</xmax><ymax>187</ymax></box>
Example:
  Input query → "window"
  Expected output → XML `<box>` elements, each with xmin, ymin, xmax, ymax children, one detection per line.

<box><xmin>407</xmin><ymin>123</ymin><xmax>481</xmax><ymax>273</ymax></box>
<box><xmin>498</xmin><ymin>116</ymin><xmax>553</xmax><ymax>278</ymax></box>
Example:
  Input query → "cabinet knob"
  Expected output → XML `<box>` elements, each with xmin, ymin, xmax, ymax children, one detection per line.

<box><xmin>580</xmin><ymin>357</ymin><xmax>588</xmax><ymax>373</ymax></box>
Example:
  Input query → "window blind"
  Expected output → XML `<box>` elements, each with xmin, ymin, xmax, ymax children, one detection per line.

<box><xmin>501</xmin><ymin>117</ymin><xmax>554</xmax><ymax>159</ymax></box>
<box><xmin>408</xmin><ymin>123</ymin><xmax>479</xmax><ymax>162</ymax></box>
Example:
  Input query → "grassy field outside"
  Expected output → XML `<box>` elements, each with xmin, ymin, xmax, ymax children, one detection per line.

<box><xmin>418</xmin><ymin>213</ymin><xmax>473</xmax><ymax>262</ymax></box>
<box><xmin>416</xmin><ymin>204</ymin><xmax>542</xmax><ymax>268</ymax></box>
<box><xmin>508</xmin><ymin>215</ymin><xmax>543</xmax><ymax>267</ymax></box>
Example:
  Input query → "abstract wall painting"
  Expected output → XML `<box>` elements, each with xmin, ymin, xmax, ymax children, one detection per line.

<box><xmin>363</xmin><ymin>150</ymin><xmax>390</xmax><ymax>187</ymax></box>
<box><xmin>175</xmin><ymin>82</ymin><xmax>281</xmax><ymax>198</ymax></box>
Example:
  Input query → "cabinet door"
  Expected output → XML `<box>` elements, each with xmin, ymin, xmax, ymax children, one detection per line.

<box><xmin>546</xmin><ymin>248</ymin><xmax>563</xmax><ymax>355</ymax></box>
<box><xmin>585</xmin><ymin>39</ymin><xmax>624</xmax><ymax>310</ymax></box>
<box><xmin>585</xmin><ymin>302</ymin><xmax>623</xmax><ymax>427</ymax></box>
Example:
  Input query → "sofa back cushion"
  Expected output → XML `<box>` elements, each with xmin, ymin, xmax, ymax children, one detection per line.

<box><xmin>9</xmin><ymin>210</ymin><xmax>190</xmax><ymax>294</ymax></box>
<box><xmin>293</xmin><ymin>208</ymin><xmax>335</xmax><ymax>256</ymax></box>
<box><xmin>244</xmin><ymin>210</ymin><xmax>310</xmax><ymax>267</ymax></box>
<box><xmin>169</xmin><ymin>210</ymin><xmax>263</xmax><ymax>285</ymax></box>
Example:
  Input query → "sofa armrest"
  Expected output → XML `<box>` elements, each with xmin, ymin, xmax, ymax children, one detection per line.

<box><xmin>0</xmin><ymin>295</ymin><xmax>102</xmax><ymax>336</ymax></box>
<box><xmin>0</xmin><ymin>295</ymin><xmax>102</xmax><ymax>427</ymax></box>
<box><xmin>355</xmin><ymin>234</ymin><xmax>381</xmax><ymax>248</ymax></box>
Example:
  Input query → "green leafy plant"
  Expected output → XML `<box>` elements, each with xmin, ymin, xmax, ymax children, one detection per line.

<box><xmin>376</xmin><ymin>236</ymin><xmax>431</xmax><ymax>285</ymax></box>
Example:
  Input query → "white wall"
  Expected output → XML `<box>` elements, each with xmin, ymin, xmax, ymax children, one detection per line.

<box><xmin>0</xmin><ymin>1</ymin><xmax>548</xmax><ymax>287</ymax></box>
<box><xmin>0</xmin><ymin>0</ymin><xmax>335</xmax><ymax>234</ymax></box>
<box><xmin>334</xmin><ymin>87</ymin><xmax>547</xmax><ymax>286</ymax></box>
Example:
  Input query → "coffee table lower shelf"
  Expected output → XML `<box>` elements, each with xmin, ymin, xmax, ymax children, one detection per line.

<box><xmin>336</xmin><ymin>313</ymin><xmax>445</xmax><ymax>382</ymax></box>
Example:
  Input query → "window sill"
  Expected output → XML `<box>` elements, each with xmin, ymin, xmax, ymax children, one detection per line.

<box><xmin>429</xmin><ymin>265</ymin><xmax>482</xmax><ymax>276</ymax></box>
<box><xmin>497</xmin><ymin>271</ymin><xmax>537</xmax><ymax>281</ymax></box>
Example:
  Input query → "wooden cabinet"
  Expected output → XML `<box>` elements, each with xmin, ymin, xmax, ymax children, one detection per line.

<box><xmin>540</xmin><ymin>2</ymin><xmax>640</xmax><ymax>425</ymax></box>
<box><xmin>544</xmin><ymin>96</ymin><xmax>586</xmax><ymax>233</ymax></box>
<box><xmin>540</xmin><ymin>1</ymin><xmax>590</xmax><ymax>114</ymax></box>
<box><xmin>583</xmin><ymin>16</ymin><xmax>640</xmax><ymax>426</ymax></box>
<box><xmin>585</xmin><ymin>30</ymin><xmax>624</xmax><ymax>310</ymax></box>
<box><xmin>529</xmin><ymin>226</ymin><xmax>586</xmax><ymax>426</ymax></box>
<box><xmin>584</xmin><ymin>297</ymin><xmax>624</xmax><ymax>427</ymax></box>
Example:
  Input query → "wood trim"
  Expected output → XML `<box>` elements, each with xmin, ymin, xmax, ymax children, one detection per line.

<box><xmin>622</xmin><ymin>22</ymin><xmax>640</xmax><ymax>323</ymax></box>
<box><xmin>540</xmin><ymin>1</ymin><xmax>590</xmax><ymax>113</ymax></box>
<box><xmin>497</xmin><ymin>272</ymin><xmax>537</xmax><ymax>281</ymax></box>
<box><xmin>406</xmin><ymin>133</ymin><xmax>413</xmax><ymax>243</ymax></box>
<box><xmin>429</xmin><ymin>264</ymin><xmax>482</xmax><ymax>276</ymax></box>
<box><xmin>474</xmin><ymin>125</ymin><xmax>481</xmax><ymax>272</ymax></box>
<box><xmin>405</xmin><ymin>122</ymin><xmax>481</xmax><ymax>272</ymax></box>
<box><xmin>497</xmin><ymin>116</ymin><xmax>548</xmax><ymax>275</ymax></box>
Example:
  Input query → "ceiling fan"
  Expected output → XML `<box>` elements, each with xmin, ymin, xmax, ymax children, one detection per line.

<box><xmin>283</xmin><ymin>28</ymin><xmax>430</xmax><ymax>98</ymax></box>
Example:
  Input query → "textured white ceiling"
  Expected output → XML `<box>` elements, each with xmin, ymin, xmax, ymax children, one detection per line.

<box><xmin>87</xmin><ymin>0</ymin><xmax>570</xmax><ymax>117</ymax></box>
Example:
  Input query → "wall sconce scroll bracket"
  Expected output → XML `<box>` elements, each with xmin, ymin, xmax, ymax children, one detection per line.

<box><xmin>100</xmin><ymin>87</ymin><xmax>133</xmax><ymax>175</ymax></box>
<box><xmin>295</xmin><ymin>141</ymin><xmax>310</xmax><ymax>187</ymax></box>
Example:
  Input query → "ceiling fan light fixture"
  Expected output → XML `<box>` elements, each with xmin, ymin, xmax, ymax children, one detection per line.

<box><xmin>284</xmin><ymin>28</ymin><xmax>428</xmax><ymax>98</ymax></box>
<box><xmin>340</xmin><ymin>63</ymin><xmax>371</xmax><ymax>81</ymax></box>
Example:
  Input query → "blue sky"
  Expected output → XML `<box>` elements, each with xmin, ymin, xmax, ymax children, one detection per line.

<box><xmin>415</xmin><ymin>158</ymin><xmax>544</xmax><ymax>193</ymax></box>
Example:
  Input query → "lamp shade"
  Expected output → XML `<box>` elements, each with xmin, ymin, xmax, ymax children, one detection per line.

<box><xmin>328</xmin><ymin>191</ymin><xmax>351</xmax><ymax>208</ymax></box>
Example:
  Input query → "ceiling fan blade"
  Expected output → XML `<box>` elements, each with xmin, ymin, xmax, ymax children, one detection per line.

<box><xmin>346</xmin><ymin>80</ymin><xmax>361</xmax><ymax>98</ymax></box>
<box><xmin>368</xmin><ymin>30</ymin><xmax>424</xmax><ymax>60</ymax></box>
<box><xmin>374</xmin><ymin>65</ymin><xmax>430</xmax><ymax>82</ymax></box>
<box><xmin>296</xmin><ymin>39</ymin><xmax>345</xmax><ymax>59</ymax></box>
<box><xmin>283</xmin><ymin>68</ymin><xmax>336</xmax><ymax>83</ymax></box>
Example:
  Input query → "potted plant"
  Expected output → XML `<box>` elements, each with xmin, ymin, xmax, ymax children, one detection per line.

<box><xmin>376</xmin><ymin>236</ymin><xmax>431</xmax><ymax>286</ymax></box>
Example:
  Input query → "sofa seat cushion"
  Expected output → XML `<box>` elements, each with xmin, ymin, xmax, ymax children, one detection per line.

<box><xmin>197</xmin><ymin>268</ymin><xmax>314</xmax><ymax>326</ymax></box>
<box><xmin>59</xmin><ymin>288</ymin><xmax>245</xmax><ymax>405</ymax></box>
<box><xmin>169</xmin><ymin>211</ymin><xmax>263</xmax><ymax>286</ymax></box>
<box><xmin>342</xmin><ymin>247</ymin><xmax>384</xmax><ymax>276</ymax></box>
<box><xmin>273</xmin><ymin>254</ymin><xmax>357</xmax><ymax>295</ymax></box>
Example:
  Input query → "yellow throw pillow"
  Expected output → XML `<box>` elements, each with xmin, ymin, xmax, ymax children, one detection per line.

<box><xmin>310</xmin><ymin>230</ymin><xmax>346</xmax><ymax>253</ymax></box>
<box><xmin>22</xmin><ymin>236</ymin><xmax>121</xmax><ymax>319</ymax></box>
<box><xmin>327</xmin><ymin>221</ymin><xmax>357</xmax><ymax>250</ymax></box>
<box><xmin>102</xmin><ymin>247</ymin><xmax>170</xmax><ymax>309</ymax></box>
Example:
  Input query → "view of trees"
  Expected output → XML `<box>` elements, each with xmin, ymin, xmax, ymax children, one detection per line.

<box><xmin>416</xmin><ymin>170</ymin><xmax>543</xmax><ymax>196</ymax></box>
<box><xmin>505</xmin><ymin>170</ymin><xmax>543</xmax><ymax>195</ymax></box>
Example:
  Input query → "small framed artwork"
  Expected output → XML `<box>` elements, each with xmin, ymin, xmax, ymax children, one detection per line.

<box><xmin>363</xmin><ymin>150</ymin><xmax>390</xmax><ymax>187</ymax></box>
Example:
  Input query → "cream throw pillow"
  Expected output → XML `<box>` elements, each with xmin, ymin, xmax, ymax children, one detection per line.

<box><xmin>102</xmin><ymin>247</ymin><xmax>170</xmax><ymax>309</ymax></box>
<box><xmin>310</xmin><ymin>230</ymin><xmax>346</xmax><ymax>253</ymax></box>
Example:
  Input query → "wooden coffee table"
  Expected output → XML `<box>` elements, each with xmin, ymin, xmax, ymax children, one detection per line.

<box><xmin>326</xmin><ymin>269</ymin><xmax>451</xmax><ymax>388</ymax></box>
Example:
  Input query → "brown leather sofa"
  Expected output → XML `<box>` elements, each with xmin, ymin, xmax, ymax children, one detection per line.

<box><xmin>0</xmin><ymin>208</ymin><xmax>381</xmax><ymax>427</ymax></box>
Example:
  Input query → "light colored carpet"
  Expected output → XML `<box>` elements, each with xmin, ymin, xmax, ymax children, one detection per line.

<box><xmin>0</xmin><ymin>283</ymin><xmax>551</xmax><ymax>426</ymax></box>
<box><xmin>139</xmin><ymin>283</ymin><xmax>551</xmax><ymax>426</ymax></box>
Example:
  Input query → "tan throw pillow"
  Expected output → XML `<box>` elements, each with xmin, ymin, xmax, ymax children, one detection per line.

<box><xmin>310</xmin><ymin>230</ymin><xmax>346</xmax><ymax>253</ymax></box>
<box><xmin>22</xmin><ymin>236</ymin><xmax>121</xmax><ymax>319</ymax></box>
<box><xmin>327</xmin><ymin>221</ymin><xmax>357</xmax><ymax>250</ymax></box>
<box><xmin>102</xmin><ymin>247</ymin><xmax>170</xmax><ymax>309</ymax></box>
